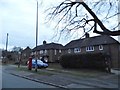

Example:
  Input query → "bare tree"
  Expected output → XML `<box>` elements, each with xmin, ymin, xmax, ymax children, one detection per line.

<box><xmin>46</xmin><ymin>0</ymin><xmax>120</xmax><ymax>39</ymax></box>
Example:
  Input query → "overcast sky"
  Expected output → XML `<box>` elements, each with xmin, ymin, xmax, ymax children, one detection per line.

<box><xmin>0</xmin><ymin>0</ymin><xmax>119</xmax><ymax>50</ymax></box>
<box><xmin>1</xmin><ymin>0</ymin><xmax>66</xmax><ymax>50</ymax></box>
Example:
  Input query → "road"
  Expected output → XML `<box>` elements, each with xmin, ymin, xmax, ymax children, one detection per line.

<box><xmin>2</xmin><ymin>66</ymin><xmax>57</xmax><ymax>89</ymax></box>
<box><xmin>1</xmin><ymin>64</ymin><xmax>119</xmax><ymax>89</ymax></box>
<box><xmin>0</xmin><ymin>64</ymin><xmax>2</xmax><ymax>90</ymax></box>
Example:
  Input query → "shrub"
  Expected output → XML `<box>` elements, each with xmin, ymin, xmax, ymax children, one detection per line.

<box><xmin>59</xmin><ymin>53</ymin><xmax>109</xmax><ymax>69</ymax></box>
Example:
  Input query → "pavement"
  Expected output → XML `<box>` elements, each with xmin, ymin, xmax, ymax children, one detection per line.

<box><xmin>3</xmin><ymin>64</ymin><xmax>120</xmax><ymax>89</ymax></box>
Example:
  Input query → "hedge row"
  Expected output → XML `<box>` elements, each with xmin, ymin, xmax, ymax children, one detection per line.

<box><xmin>59</xmin><ymin>53</ymin><xmax>110</xmax><ymax>69</ymax></box>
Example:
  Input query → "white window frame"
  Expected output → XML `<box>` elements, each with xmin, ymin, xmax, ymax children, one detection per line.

<box><xmin>86</xmin><ymin>46</ymin><xmax>94</xmax><ymax>52</ymax></box>
<box><xmin>31</xmin><ymin>52</ymin><xmax>34</xmax><ymax>55</ymax></box>
<box><xmin>40</xmin><ymin>50</ymin><xmax>43</xmax><ymax>54</ymax></box>
<box><xmin>59</xmin><ymin>49</ymin><xmax>62</xmax><ymax>53</ymax></box>
<box><xmin>24</xmin><ymin>53</ymin><xmax>26</xmax><ymax>56</ymax></box>
<box><xmin>54</xmin><ymin>49</ymin><xmax>57</xmax><ymax>55</ymax></box>
<box><xmin>74</xmin><ymin>48</ymin><xmax>81</xmax><ymax>53</ymax></box>
<box><xmin>44</xmin><ymin>50</ymin><xmax>47</xmax><ymax>54</ymax></box>
<box><xmin>68</xmin><ymin>49</ymin><xmax>71</xmax><ymax>53</ymax></box>
<box><xmin>99</xmin><ymin>45</ymin><xmax>103</xmax><ymax>50</ymax></box>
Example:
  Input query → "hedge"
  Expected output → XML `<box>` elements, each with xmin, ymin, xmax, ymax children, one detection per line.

<box><xmin>59</xmin><ymin>53</ymin><xmax>110</xmax><ymax>69</ymax></box>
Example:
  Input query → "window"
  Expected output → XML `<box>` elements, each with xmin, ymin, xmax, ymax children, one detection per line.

<box><xmin>86</xmin><ymin>46</ymin><xmax>94</xmax><ymax>51</ymax></box>
<box><xmin>24</xmin><ymin>53</ymin><xmax>26</xmax><ymax>57</ymax></box>
<box><xmin>55</xmin><ymin>50</ymin><xmax>57</xmax><ymax>55</ymax></box>
<box><xmin>40</xmin><ymin>50</ymin><xmax>43</xmax><ymax>54</ymax></box>
<box><xmin>74</xmin><ymin>48</ymin><xmax>81</xmax><ymax>53</ymax></box>
<box><xmin>31</xmin><ymin>52</ymin><xmax>34</xmax><ymax>55</ymax></box>
<box><xmin>59</xmin><ymin>50</ymin><xmax>62</xmax><ymax>53</ymax></box>
<box><xmin>44</xmin><ymin>50</ymin><xmax>47</xmax><ymax>54</ymax></box>
<box><xmin>99</xmin><ymin>45</ymin><xmax>103</xmax><ymax>50</ymax></box>
<box><xmin>68</xmin><ymin>49</ymin><xmax>71</xmax><ymax>53</ymax></box>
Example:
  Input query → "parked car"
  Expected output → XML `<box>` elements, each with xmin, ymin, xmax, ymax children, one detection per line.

<box><xmin>27</xmin><ymin>59</ymin><xmax>48</xmax><ymax>68</ymax></box>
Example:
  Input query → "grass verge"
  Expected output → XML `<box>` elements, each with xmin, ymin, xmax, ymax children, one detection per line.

<box><xmin>16</xmin><ymin>66</ymin><xmax>54</xmax><ymax>76</ymax></box>
<box><xmin>47</xmin><ymin>63</ymin><xmax>110</xmax><ymax>77</ymax></box>
<box><xmin>14</xmin><ymin>63</ymin><xmax>110</xmax><ymax>78</ymax></box>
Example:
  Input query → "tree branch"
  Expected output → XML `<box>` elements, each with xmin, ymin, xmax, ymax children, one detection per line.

<box><xmin>47</xmin><ymin>1</ymin><xmax>120</xmax><ymax>37</ymax></box>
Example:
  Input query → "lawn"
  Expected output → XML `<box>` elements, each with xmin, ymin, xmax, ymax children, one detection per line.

<box><xmin>47</xmin><ymin>63</ymin><xmax>110</xmax><ymax>78</ymax></box>
<box><xmin>15</xmin><ymin>63</ymin><xmax>110</xmax><ymax>78</ymax></box>
<box><xmin>16</xmin><ymin>66</ymin><xmax>54</xmax><ymax>76</ymax></box>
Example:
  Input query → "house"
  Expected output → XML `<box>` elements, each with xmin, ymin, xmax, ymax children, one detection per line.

<box><xmin>21</xmin><ymin>46</ymin><xmax>32</xmax><ymax>64</ymax></box>
<box><xmin>32</xmin><ymin>41</ymin><xmax>64</xmax><ymax>62</ymax></box>
<box><xmin>64</xmin><ymin>34</ymin><xmax>120</xmax><ymax>69</ymax></box>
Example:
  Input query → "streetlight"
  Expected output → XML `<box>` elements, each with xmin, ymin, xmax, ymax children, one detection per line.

<box><xmin>35</xmin><ymin>0</ymin><xmax>38</xmax><ymax>72</ymax></box>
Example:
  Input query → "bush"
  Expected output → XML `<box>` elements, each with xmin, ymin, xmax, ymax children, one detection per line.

<box><xmin>59</xmin><ymin>53</ymin><xmax>109</xmax><ymax>69</ymax></box>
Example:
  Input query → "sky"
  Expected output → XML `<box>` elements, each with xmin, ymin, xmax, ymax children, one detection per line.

<box><xmin>1</xmin><ymin>0</ymin><xmax>65</xmax><ymax>50</ymax></box>
<box><xmin>0</xmin><ymin>0</ymin><xmax>119</xmax><ymax>50</ymax></box>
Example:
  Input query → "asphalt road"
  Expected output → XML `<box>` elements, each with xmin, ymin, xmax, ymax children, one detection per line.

<box><xmin>2</xmin><ymin>68</ymin><xmax>56</xmax><ymax>88</ymax></box>
<box><xmin>0</xmin><ymin>65</ymin><xmax>2</xmax><ymax>90</ymax></box>
<box><xmin>2</xmin><ymin>64</ymin><xmax>119</xmax><ymax>90</ymax></box>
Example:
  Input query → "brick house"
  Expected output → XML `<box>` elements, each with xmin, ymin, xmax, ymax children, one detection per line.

<box><xmin>32</xmin><ymin>41</ymin><xmax>63</xmax><ymax>62</ymax></box>
<box><xmin>21</xmin><ymin>46</ymin><xmax>32</xmax><ymax>64</ymax></box>
<box><xmin>63</xmin><ymin>35</ymin><xmax>120</xmax><ymax>69</ymax></box>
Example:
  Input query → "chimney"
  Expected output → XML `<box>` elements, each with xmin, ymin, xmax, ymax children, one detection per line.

<box><xmin>43</xmin><ymin>40</ymin><xmax>47</xmax><ymax>45</ymax></box>
<box><xmin>85</xmin><ymin>33</ymin><xmax>89</xmax><ymax>38</ymax></box>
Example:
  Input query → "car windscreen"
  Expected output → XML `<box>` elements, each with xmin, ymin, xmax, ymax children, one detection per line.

<box><xmin>32</xmin><ymin>59</ymin><xmax>43</xmax><ymax>64</ymax></box>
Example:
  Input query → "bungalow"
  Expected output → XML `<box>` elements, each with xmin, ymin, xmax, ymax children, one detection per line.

<box><xmin>32</xmin><ymin>41</ymin><xmax>63</xmax><ymax>62</ymax></box>
<box><xmin>64</xmin><ymin>34</ymin><xmax>120</xmax><ymax>69</ymax></box>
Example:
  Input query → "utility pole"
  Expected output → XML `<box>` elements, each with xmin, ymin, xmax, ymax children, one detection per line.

<box><xmin>5</xmin><ymin>33</ymin><xmax>9</xmax><ymax>63</ymax></box>
<box><xmin>6</xmin><ymin>33</ymin><xmax>9</xmax><ymax>51</ymax></box>
<box><xmin>118</xmin><ymin>1</ymin><xmax>120</xmax><ymax>43</ymax></box>
<box><xmin>35</xmin><ymin>1</ymin><xmax>38</xmax><ymax>72</ymax></box>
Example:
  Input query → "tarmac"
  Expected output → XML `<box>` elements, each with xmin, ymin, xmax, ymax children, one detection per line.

<box><xmin>3</xmin><ymin>65</ymin><xmax>119</xmax><ymax>89</ymax></box>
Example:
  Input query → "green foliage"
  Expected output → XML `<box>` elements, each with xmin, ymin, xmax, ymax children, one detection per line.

<box><xmin>59</xmin><ymin>53</ymin><xmax>109</xmax><ymax>69</ymax></box>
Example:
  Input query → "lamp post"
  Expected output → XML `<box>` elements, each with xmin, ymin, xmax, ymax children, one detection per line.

<box><xmin>35</xmin><ymin>0</ymin><xmax>38</xmax><ymax>72</ymax></box>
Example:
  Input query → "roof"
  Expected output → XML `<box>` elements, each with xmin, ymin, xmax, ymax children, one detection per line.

<box><xmin>32</xmin><ymin>42</ymin><xmax>63</xmax><ymax>51</ymax></box>
<box><xmin>22</xmin><ymin>46</ymin><xmax>31</xmax><ymax>53</ymax></box>
<box><xmin>64</xmin><ymin>35</ymin><xmax>120</xmax><ymax>49</ymax></box>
